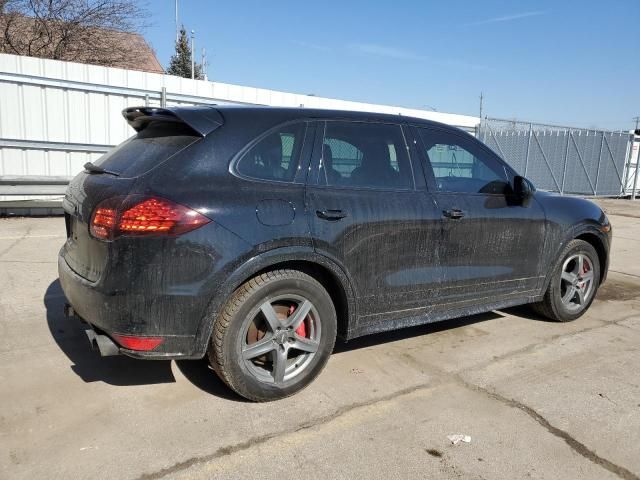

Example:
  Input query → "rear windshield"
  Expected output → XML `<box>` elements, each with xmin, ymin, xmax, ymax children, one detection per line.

<box><xmin>93</xmin><ymin>122</ymin><xmax>199</xmax><ymax>177</ymax></box>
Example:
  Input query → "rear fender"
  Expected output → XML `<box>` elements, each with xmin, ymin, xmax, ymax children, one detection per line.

<box><xmin>192</xmin><ymin>247</ymin><xmax>357</xmax><ymax>357</ymax></box>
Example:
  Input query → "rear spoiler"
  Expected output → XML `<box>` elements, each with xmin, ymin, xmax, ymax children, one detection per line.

<box><xmin>122</xmin><ymin>106</ymin><xmax>224</xmax><ymax>137</ymax></box>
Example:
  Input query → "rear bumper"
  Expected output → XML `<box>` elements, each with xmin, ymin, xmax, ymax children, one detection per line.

<box><xmin>58</xmin><ymin>253</ymin><xmax>204</xmax><ymax>359</ymax></box>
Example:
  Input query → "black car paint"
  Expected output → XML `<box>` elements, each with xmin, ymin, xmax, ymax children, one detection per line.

<box><xmin>58</xmin><ymin>106</ymin><xmax>611</xmax><ymax>359</ymax></box>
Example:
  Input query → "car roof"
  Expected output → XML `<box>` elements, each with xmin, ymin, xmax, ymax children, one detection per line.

<box><xmin>176</xmin><ymin>104</ymin><xmax>457</xmax><ymax>130</ymax></box>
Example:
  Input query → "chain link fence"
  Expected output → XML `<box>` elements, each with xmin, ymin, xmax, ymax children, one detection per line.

<box><xmin>477</xmin><ymin>118</ymin><xmax>633</xmax><ymax>196</ymax></box>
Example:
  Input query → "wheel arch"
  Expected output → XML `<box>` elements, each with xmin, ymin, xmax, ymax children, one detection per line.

<box><xmin>193</xmin><ymin>247</ymin><xmax>357</xmax><ymax>357</ymax></box>
<box><xmin>542</xmin><ymin>223</ymin><xmax>609</xmax><ymax>293</ymax></box>
<box><xmin>575</xmin><ymin>231</ymin><xmax>608</xmax><ymax>283</ymax></box>
<box><xmin>252</xmin><ymin>260</ymin><xmax>352</xmax><ymax>339</ymax></box>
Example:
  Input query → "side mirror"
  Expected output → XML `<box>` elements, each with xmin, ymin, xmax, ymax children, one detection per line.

<box><xmin>513</xmin><ymin>175</ymin><xmax>534</xmax><ymax>203</ymax></box>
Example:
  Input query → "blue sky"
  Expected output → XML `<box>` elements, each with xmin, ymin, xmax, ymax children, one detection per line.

<box><xmin>145</xmin><ymin>0</ymin><xmax>640</xmax><ymax>130</ymax></box>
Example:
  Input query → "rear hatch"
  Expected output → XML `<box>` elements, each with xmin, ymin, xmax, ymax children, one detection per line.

<box><xmin>61</xmin><ymin>106</ymin><xmax>223</xmax><ymax>282</ymax></box>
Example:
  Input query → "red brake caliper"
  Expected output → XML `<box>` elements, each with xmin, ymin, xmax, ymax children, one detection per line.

<box><xmin>289</xmin><ymin>304</ymin><xmax>307</xmax><ymax>338</ymax></box>
<box><xmin>579</xmin><ymin>258</ymin><xmax>589</xmax><ymax>289</ymax></box>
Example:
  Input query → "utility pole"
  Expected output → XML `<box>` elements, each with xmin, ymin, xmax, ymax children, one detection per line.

<box><xmin>479</xmin><ymin>92</ymin><xmax>484</xmax><ymax>120</ymax></box>
<box><xmin>634</xmin><ymin>116</ymin><xmax>639</xmax><ymax>131</ymax></box>
<box><xmin>175</xmin><ymin>0</ymin><xmax>179</xmax><ymax>43</ymax></box>
<box><xmin>191</xmin><ymin>30</ymin><xmax>195</xmax><ymax>80</ymax></box>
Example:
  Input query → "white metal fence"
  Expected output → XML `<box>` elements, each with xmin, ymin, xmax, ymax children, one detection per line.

<box><xmin>477</xmin><ymin>118</ymin><xmax>636</xmax><ymax>197</ymax></box>
<box><xmin>0</xmin><ymin>52</ymin><xmax>479</xmax><ymax>213</ymax></box>
<box><xmin>3</xmin><ymin>52</ymin><xmax>636</xmax><ymax>215</ymax></box>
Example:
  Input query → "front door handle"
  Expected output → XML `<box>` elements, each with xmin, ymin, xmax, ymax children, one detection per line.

<box><xmin>316</xmin><ymin>209</ymin><xmax>348</xmax><ymax>221</ymax></box>
<box><xmin>443</xmin><ymin>208</ymin><xmax>465</xmax><ymax>219</ymax></box>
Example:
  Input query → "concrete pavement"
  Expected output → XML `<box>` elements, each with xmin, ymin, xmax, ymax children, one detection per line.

<box><xmin>0</xmin><ymin>199</ymin><xmax>639</xmax><ymax>480</ymax></box>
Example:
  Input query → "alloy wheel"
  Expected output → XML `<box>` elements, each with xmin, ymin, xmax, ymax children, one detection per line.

<box><xmin>241</xmin><ymin>294</ymin><xmax>321</xmax><ymax>384</ymax></box>
<box><xmin>560</xmin><ymin>253</ymin><xmax>595</xmax><ymax>312</ymax></box>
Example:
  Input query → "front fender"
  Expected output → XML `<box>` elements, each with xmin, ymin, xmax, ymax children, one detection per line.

<box><xmin>541</xmin><ymin>221</ymin><xmax>610</xmax><ymax>293</ymax></box>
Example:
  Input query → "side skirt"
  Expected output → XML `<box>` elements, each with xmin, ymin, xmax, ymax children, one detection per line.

<box><xmin>346</xmin><ymin>293</ymin><xmax>542</xmax><ymax>340</ymax></box>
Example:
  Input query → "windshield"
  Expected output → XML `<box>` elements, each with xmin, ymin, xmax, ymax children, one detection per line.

<box><xmin>93</xmin><ymin>122</ymin><xmax>199</xmax><ymax>178</ymax></box>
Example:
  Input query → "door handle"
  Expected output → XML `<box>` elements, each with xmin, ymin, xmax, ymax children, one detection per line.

<box><xmin>316</xmin><ymin>209</ymin><xmax>348</xmax><ymax>221</ymax></box>
<box><xmin>443</xmin><ymin>208</ymin><xmax>465</xmax><ymax>219</ymax></box>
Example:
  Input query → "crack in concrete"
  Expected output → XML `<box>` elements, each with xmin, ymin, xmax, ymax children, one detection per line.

<box><xmin>455</xmin><ymin>377</ymin><xmax>639</xmax><ymax>480</ymax></box>
<box><xmin>456</xmin><ymin>313</ymin><xmax>639</xmax><ymax>377</ymax></box>
<box><xmin>137</xmin><ymin>315</ymin><xmax>640</xmax><ymax>480</ymax></box>
<box><xmin>610</xmin><ymin>270</ymin><xmax>640</xmax><ymax>279</ymax></box>
<box><xmin>0</xmin><ymin>226</ymin><xmax>31</xmax><ymax>259</ymax></box>
<box><xmin>135</xmin><ymin>382</ymin><xmax>436</xmax><ymax>480</ymax></box>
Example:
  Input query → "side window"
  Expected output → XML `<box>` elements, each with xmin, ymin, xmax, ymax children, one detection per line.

<box><xmin>417</xmin><ymin>128</ymin><xmax>510</xmax><ymax>194</ymax></box>
<box><xmin>320</xmin><ymin>121</ymin><xmax>413</xmax><ymax>189</ymax></box>
<box><xmin>236</xmin><ymin>122</ymin><xmax>306</xmax><ymax>182</ymax></box>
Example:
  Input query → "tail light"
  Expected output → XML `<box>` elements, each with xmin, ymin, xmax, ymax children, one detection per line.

<box><xmin>90</xmin><ymin>195</ymin><xmax>210</xmax><ymax>240</ymax></box>
<box><xmin>111</xmin><ymin>333</ymin><xmax>164</xmax><ymax>351</ymax></box>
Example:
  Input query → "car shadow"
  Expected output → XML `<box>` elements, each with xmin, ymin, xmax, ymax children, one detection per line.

<box><xmin>334</xmin><ymin>311</ymin><xmax>503</xmax><ymax>354</ymax></box>
<box><xmin>45</xmin><ymin>279</ymin><xmax>176</xmax><ymax>386</ymax></box>
<box><xmin>500</xmin><ymin>305</ymin><xmax>556</xmax><ymax>322</ymax></box>
<box><xmin>46</xmin><ymin>279</ymin><xmax>247</xmax><ymax>401</ymax></box>
<box><xmin>174</xmin><ymin>359</ymin><xmax>247</xmax><ymax>402</ymax></box>
<box><xmin>46</xmin><ymin>276</ymin><xmax>546</xmax><ymax>398</ymax></box>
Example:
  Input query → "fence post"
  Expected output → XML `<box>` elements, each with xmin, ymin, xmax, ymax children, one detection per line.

<box><xmin>568</xmin><ymin>130</ymin><xmax>596</xmax><ymax>195</ymax></box>
<box><xmin>632</xmin><ymin>142</ymin><xmax>639</xmax><ymax>200</ymax></box>
<box><xmin>622</xmin><ymin>137</ymin><xmax>633</xmax><ymax>197</ymax></box>
<box><xmin>593</xmin><ymin>132</ymin><xmax>604</xmax><ymax>196</ymax></box>
<box><xmin>523</xmin><ymin>123</ymin><xmax>532</xmax><ymax>177</ymax></box>
<box><xmin>160</xmin><ymin>87</ymin><xmax>167</xmax><ymax>108</ymax></box>
<box><xmin>531</xmin><ymin>130</ymin><xmax>562</xmax><ymax>192</ymax></box>
<box><xmin>560</xmin><ymin>129</ymin><xmax>571</xmax><ymax>195</ymax></box>
<box><xmin>601</xmin><ymin>134</ymin><xmax>627</xmax><ymax>195</ymax></box>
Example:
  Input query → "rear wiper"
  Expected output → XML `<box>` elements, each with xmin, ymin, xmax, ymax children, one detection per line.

<box><xmin>84</xmin><ymin>162</ymin><xmax>120</xmax><ymax>176</ymax></box>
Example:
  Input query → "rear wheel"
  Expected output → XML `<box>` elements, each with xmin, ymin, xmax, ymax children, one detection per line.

<box><xmin>532</xmin><ymin>239</ymin><xmax>600</xmax><ymax>322</ymax></box>
<box><xmin>208</xmin><ymin>270</ymin><xmax>337</xmax><ymax>401</ymax></box>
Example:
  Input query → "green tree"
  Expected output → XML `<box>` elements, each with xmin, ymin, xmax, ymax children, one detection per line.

<box><xmin>167</xmin><ymin>26</ymin><xmax>203</xmax><ymax>79</ymax></box>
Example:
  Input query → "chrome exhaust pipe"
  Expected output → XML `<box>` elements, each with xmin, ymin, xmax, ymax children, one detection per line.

<box><xmin>85</xmin><ymin>329</ymin><xmax>120</xmax><ymax>356</ymax></box>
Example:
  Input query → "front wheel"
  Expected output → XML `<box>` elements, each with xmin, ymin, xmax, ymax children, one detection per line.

<box><xmin>208</xmin><ymin>270</ymin><xmax>337</xmax><ymax>402</ymax></box>
<box><xmin>532</xmin><ymin>239</ymin><xmax>600</xmax><ymax>322</ymax></box>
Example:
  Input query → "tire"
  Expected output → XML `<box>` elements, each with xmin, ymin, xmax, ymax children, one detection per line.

<box><xmin>532</xmin><ymin>239</ymin><xmax>600</xmax><ymax>322</ymax></box>
<box><xmin>208</xmin><ymin>269</ymin><xmax>337</xmax><ymax>402</ymax></box>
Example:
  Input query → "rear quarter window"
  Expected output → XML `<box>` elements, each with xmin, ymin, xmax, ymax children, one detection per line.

<box><xmin>235</xmin><ymin>122</ymin><xmax>306</xmax><ymax>182</ymax></box>
<box><xmin>93</xmin><ymin>122</ymin><xmax>199</xmax><ymax>178</ymax></box>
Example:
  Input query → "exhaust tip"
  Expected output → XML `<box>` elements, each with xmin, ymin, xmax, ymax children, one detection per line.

<box><xmin>84</xmin><ymin>329</ymin><xmax>120</xmax><ymax>356</ymax></box>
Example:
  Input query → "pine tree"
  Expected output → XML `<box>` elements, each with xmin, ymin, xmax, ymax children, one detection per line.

<box><xmin>167</xmin><ymin>26</ymin><xmax>203</xmax><ymax>79</ymax></box>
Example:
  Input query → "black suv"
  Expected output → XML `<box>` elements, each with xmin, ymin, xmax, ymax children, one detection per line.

<box><xmin>59</xmin><ymin>106</ymin><xmax>611</xmax><ymax>401</ymax></box>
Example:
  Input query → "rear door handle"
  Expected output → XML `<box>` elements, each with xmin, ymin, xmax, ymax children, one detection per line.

<box><xmin>316</xmin><ymin>209</ymin><xmax>348</xmax><ymax>221</ymax></box>
<box><xmin>443</xmin><ymin>208</ymin><xmax>465</xmax><ymax>219</ymax></box>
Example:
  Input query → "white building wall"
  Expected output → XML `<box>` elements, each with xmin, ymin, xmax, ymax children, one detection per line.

<box><xmin>0</xmin><ymin>52</ymin><xmax>479</xmax><ymax>202</ymax></box>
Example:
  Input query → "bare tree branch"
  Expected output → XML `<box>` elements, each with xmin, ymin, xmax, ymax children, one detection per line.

<box><xmin>0</xmin><ymin>0</ymin><xmax>154</xmax><ymax>70</ymax></box>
